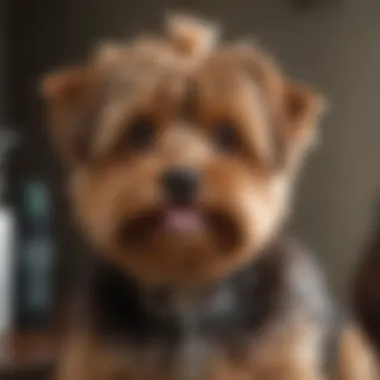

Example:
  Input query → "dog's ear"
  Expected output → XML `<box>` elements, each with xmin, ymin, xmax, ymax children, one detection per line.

<box><xmin>280</xmin><ymin>81</ymin><xmax>326</xmax><ymax>169</ymax></box>
<box><xmin>40</xmin><ymin>66</ymin><xmax>99</xmax><ymax>166</ymax></box>
<box><xmin>228</xmin><ymin>44</ymin><xmax>326</xmax><ymax>170</ymax></box>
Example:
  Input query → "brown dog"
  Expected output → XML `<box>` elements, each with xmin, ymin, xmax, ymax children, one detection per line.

<box><xmin>41</xmin><ymin>14</ymin><xmax>376</xmax><ymax>380</ymax></box>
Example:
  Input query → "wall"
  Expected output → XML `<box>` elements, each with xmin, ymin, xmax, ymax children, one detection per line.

<box><xmin>9</xmin><ymin>0</ymin><xmax>380</xmax><ymax>300</ymax></box>
<box><xmin>0</xmin><ymin>0</ymin><xmax>8</xmax><ymax>123</ymax></box>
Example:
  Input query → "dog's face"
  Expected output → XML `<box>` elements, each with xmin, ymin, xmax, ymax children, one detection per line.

<box><xmin>42</xmin><ymin>16</ymin><xmax>324</xmax><ymax>287</ymax></box>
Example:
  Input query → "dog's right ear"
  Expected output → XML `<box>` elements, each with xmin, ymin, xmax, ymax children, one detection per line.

<box><xmin>40</xmin><ymin>66</ymin><xmax>98</xmax><ymax>166</ymax></box>
<box><xmin>281</xmin><ymin>80</ymin><xmax>326</xmax><ymax>169</ymax></box>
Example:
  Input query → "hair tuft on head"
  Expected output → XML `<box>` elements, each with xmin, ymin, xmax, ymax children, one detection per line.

<box><xmin>92</xmin><ymin>41</ymin><xmax>126</xmax><ymax>67</ymax></box>
<box><xmin>165</xmin><ymin>13</ymin><xmax>220</xmax><ymax>60</ymax></box>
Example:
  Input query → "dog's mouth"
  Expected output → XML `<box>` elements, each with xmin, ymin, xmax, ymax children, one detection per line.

<box><xmin>119</xmin><ymin>206</ymin><xmax>241</xmax><ymax>252</ymax></box>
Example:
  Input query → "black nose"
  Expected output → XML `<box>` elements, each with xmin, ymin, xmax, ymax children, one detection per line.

<box><xmin>162</xmin><ymin>167</ymin><xmax>200</xmax><ymax>205</ymax></box>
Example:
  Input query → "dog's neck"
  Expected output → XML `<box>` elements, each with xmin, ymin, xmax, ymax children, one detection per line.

<box><xmin>84</xmin><ymin>238</ymin><xmax>288</xmax><ymax>349</ymax></box>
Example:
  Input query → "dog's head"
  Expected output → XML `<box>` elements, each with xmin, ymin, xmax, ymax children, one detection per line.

<box><xmin>41</xmin><ymin>15</ymin><xmax>325</xmax><ymax>287</ymax></box>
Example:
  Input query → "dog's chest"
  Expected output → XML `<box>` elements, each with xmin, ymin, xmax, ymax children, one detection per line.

<box><xmin>170</xmin><ymin>310</ymin><xmax>213</xmax><ymax>380</ymax></box>
<box><xmin>172</xmin><ymin>296</ymin><xmax>232</xmax><ymax>380</ymax></box>
<box><xmin>90</xmin><ymin>254</ymin><xmax>284</xmax><ymax>379</ymax></box>
<box><xmin>105</xmin><ymin>288</ymin><xmax>242</xmax><ymax>380</ymax></box>
<box><xmin>99</xmin><ymin>295</ymin><xmax>246</xmax><ymax>380</ymax></box>
<box><xmin>104</xmin><ymin>335</ymin><xmax>247</xmax><ymax>380</ymax></box>
<box><xmin>104</xmin><ymin>312</ymin><xmax>250</xmax><ymax>380</ymax></box>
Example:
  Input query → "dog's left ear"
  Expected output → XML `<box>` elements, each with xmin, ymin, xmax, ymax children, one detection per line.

<box><xmin>281</xmin><ymin>80</ymin><xmax>326</xmax><ymax>169</ymax></box>
<box><xmin>40</xmin><ymin>66</ymin><xmax>99</xmax><ymax>167</ymax></box>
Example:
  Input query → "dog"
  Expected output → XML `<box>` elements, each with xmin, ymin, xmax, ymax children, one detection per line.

<box><xmin>41</xmin><ymin>14</ymin><xmax>377</xmax><ymax>380</ymax></box>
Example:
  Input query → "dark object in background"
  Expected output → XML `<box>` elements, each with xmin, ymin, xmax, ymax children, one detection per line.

<box><xmin>354</xmin><ymin>202</ymin><xmax>380</xmax><ymax>358</ymax></box>
<box><xmin>1</xmin><ymin>367</ymin><xmax>53</xmax><ymax>380</ymax></box>
<box><xmin>15</xmin><ymin>179</ymin><xmax>56</xmax><ymax>329</ymax></box>
<box><xmin>0</xmin><ymin>130</ymin><xmax>18</xmax><ymax>335</ymax></box>
<box><xmin>7</xmin><ymin>137</ymin><xmax>57</xmax><ymax>331</ymax></box>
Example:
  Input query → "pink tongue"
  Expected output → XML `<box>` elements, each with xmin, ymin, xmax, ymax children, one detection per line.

<box><xmin>164</xmin><ymin>208</ymin><xmax>203</xmax><ymax>233</ymax></box>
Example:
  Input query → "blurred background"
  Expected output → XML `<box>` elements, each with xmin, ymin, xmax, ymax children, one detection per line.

<box><xmin>1</xmin><ymin>0</ymin><xmax>380</xmax><ymax>378</ymax></box>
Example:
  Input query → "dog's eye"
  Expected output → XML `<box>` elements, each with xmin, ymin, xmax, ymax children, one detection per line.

<box><xmin>126</xmin><ymin>117</ymin><xmax>156</xmax><ymax>150</ymax></box>
<box><xmin>213</xmin><ymin>123</ymin><xmax>240</xmax><ymax>152</ymax></box>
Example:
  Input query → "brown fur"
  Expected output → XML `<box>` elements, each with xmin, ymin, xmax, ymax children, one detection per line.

<box><xmin>41</xmin><ymin>14</ymin><xmax>374</xmax><ymax>380</ymax></box>
<box><xmin>57</xmin><ymin>324</ymin><xmax>323</xmax><ymax>380</ymax></box>
<box><xmin>56</xmin><ymin>325</ymin><xmax>378</xmax><ymax>380</ymax></box>
<box><xmin>337</xmin><ymin>325</ymin><xmax>379</xmax><ymax>380</ymax></box>
<box><xmin>42</xmin><ymin>15</ymin><xmax>323</xmax><ymax>287</ymax></box>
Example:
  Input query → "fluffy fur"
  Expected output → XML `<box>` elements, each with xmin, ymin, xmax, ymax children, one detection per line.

<box><xmin>42</xmin><ymin>14</ymin><xmax>376</xmax><ymax>380</ymax></box>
